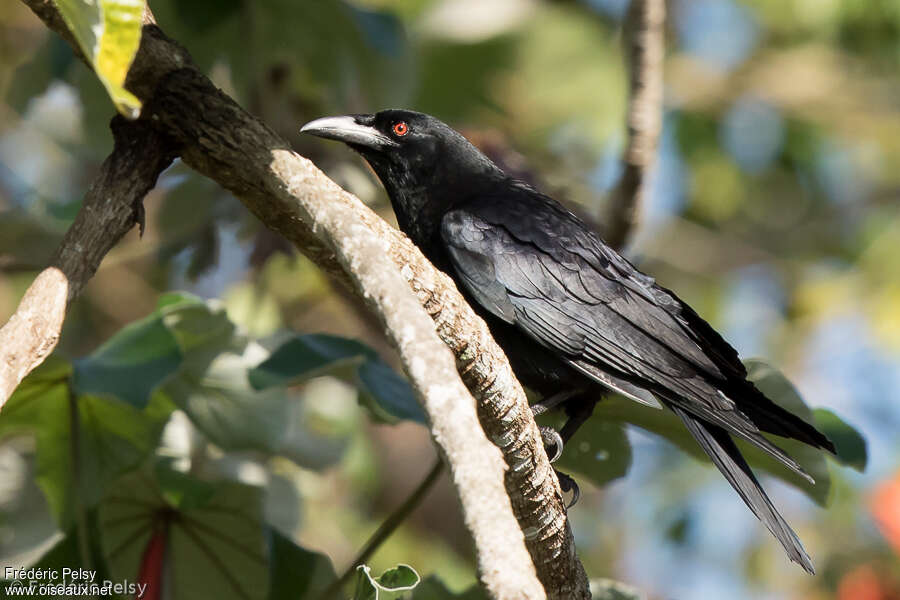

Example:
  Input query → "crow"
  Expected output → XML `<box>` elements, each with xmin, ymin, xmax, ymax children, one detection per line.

<box><xmin>301</xmin><ymin>109</ymin><xmax>834</xmax><ymax>573</ymax></box>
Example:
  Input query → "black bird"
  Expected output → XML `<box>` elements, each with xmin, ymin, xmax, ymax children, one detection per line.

<box><xmin>301</xmin><ymin>109</ymin><xmax>835</xmax><ymax>573</ymax></box>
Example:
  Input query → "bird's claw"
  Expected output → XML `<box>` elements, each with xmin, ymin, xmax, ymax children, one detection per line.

<box><xmin>539</xmin><ymin>426</ymin><xmax>564</xmax><ymax>463</ymax></box>
<box><xmin>556</xmin><ymin>470</ymin><xmax>581</xmax><ymax>508</ymax></box>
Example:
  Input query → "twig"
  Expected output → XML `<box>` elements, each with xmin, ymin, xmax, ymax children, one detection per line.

<box><xmin>321</xmin><ymin>459</ymin><xmax>444</xmax><ymax>600</ymax></box>
<box><xmin>605</xmin><ymin>0</ymin><xmax>666</xmax><ymax>249</ymax></box>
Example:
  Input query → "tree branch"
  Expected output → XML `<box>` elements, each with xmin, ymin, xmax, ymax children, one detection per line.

<box><xmin>605</xmin><ymin>0</ymin><xmax>666</xmax><ymax>249</ymax></box>
<box><xmin>0</xmin><ymin>117</ymin><xmax>175</xmax><ymax>404</ymax></box>
<box><xmin>13</xmin><ymin>2</ymin><xmax>590</xmax><ymax>597</ymax></box>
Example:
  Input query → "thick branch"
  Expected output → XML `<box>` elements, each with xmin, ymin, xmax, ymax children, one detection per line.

<box><xmin>605</xmin><ymin>0</ymin><xmax>665</xmax><ymax>249</ymax></box>
<box><xmin>0</xmin><ymin>117</ymin><xmax>175</xmax><ymax>405</ymax></box>
<box><xmin>18</xmin><ymin>2</ymin><xmax>590</xmax><ymax>597</ymax></box>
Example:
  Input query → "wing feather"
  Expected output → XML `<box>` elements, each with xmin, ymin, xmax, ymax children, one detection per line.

<box><xmin>441</xmin><ymin>200</ymin><xmax>814</xmax><ymax>481</ymax></box>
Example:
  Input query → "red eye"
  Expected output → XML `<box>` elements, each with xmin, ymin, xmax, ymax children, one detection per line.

<box><xmin>392</xmin><ymin>121</ymin><xmax>409</xmax><ymax>136</ymax></box>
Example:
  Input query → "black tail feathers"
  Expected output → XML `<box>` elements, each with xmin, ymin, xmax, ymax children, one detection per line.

<box><xmin>673</xmin><ymin>406</ymin><xmax>816</xmax><ymax>575</ymax></box>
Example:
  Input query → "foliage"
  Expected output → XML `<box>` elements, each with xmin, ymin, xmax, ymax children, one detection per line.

<box><xmin>51</xmin><ymin>0</ymin><xmax>145</xmax><ymax>117</ymax></box>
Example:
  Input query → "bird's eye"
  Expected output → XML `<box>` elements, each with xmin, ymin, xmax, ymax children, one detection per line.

<box><xmin>392</xmin><ymin>121</ymin><xmax>409</xmax><ymax>137</ymax></box>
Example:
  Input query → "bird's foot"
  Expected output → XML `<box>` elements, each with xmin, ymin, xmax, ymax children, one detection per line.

<box><xmin>539</xmin><ymin>426</ymin><xmax>564</xmax><ymax>463</ymax></box>
<box><xmin>556</xmin><ymin>469</ymin><xmax>580</xmax><ymax>508</ymax></box>
<box><xmin>531</xmin><ymin>389</ymin><xmax>582</xmax><ymax>417</ymax></box>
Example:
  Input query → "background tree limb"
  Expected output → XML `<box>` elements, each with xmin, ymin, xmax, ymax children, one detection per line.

<box><xmin>605</xmin><ymin>0</ymin><xmax>666</xmax><ymax>249</ymax></box>
<box><xmin>11</xmin><ymin>2</ymin><xmax>590</xmax><ymax>597</ymax></box>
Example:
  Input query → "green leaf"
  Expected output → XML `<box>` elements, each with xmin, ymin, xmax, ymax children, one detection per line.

<box><xmin>357</xmin><ymin>360</ymin><xmax>426</xmax><ymax>424</ymax></box>
<box><xmin>248</xmin><ymin>334</ymin><xmax>375</xmax><ymax>389</ymax></box>
<box><xmin>590</xmin><ymin>578</ymin><xmax>646</xmax><ymax>600</ymax></box>
<box><xmin>813</xmin><ymin>408</ymin><xmax>867</xmax><ymax>471</ymax></box>
<box><xmin>267</xmin><ymin>530</ymin><xmax>337</xmax><ymax>600</ymax></box>
<box><xmin>250</xmin><ymin>334</ymin><xmax>424</xmax><ymax>424</ymax></box>
<box><xmin>158</xmin><ymin>294</ymin><xmax>237</xmax><ymax>373</ymax></box>
<box><xmin>553</xmin><ymin>418</ymin><xmax>631</xmax><ymax>488</ymax></box>
<box><xmin>411</xmin><ymin>577</ymin><xmax>487</xmax><ymax>599</ymax></box>
<box><xmin>52</xmin><ymin>0</ymin><xmax>145</xmax><ymax>118</ymax></box>
<box><xmin>100</xmin><ymin>467</ymin><xmax>269</xmax><ymax>600</ymax></box>
<box><xmin>1</xmin><ymin>367</ymin><xmax>168</xmax><ymax>527</ymax></box>
<box><xmin>167</xmin><ymin>344</ymin><xmax>350</xmax><ymax>470</ymax></box>
<box><xmin>73</xmin><ymin>312</ymin><xmax>183</xmax><ymax>408</ymax></box>
<box><xmin>354</xmin><ymin>564</ymin><xmax>420</xmax><ymax>600</ymax></box>
<box><xmin>73</xmin><ymin>292</ymin><xmax>235</xmax><ymax>409</ymax></box>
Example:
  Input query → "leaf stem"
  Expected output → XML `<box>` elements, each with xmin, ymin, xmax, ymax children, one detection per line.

<box><xmin>67</xmin><ymin>383</ymin><xmax>94</xmax><ymax>576</ymax></box>
<box><xmin>320</xmin><ymin>457</ymin><xmax>444</xmax><ymax>599</ymax></box>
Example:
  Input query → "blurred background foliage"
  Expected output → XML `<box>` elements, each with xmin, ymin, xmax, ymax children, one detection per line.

<box><xmin>0</xmin><ymin>0</ymin><xmax>898</xmax><ymax>598</ymax></box>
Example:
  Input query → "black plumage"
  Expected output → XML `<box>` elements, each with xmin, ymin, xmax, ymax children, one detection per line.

<box><xmin>301</xmin><ymin>109</ymin><xmax>835</xmax><ymax>573</ymax></box>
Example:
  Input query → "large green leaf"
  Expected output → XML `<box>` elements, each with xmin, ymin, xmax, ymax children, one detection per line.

<box><xmin>157</xmin><ymin>292</ymin><xmax>237</xmax><ymax>373</ymax></box>
<box><xmin>73</xmin><ymin>312</ymin><xmax>183</xmax><ymax>409</ymax></box>
<box><xmin>354</xmin><ymin>564</ymin><xmax>420</xmax><ymax>600</ymax></box>
<box><xmin>166</xmin><ymin>345</ymin><xmax>351</xmax><ymax>469</ymax></box>
<box><xmin>0</xmin><ymin>359</ymin><xmax>169</xmax><ymax>528</ymax></box>
<box><xmin>357</xmin><ymin>360</ymin><xmax>426</xmax><ymax>424</ymax></box>
<box><xmin>52</xmin><ymin>0</ymin><xmax>145</xmax><ymax>118</ymax></box>
<box><xmin>100</xmin><ymin>468</ymin><xmax>269</xmax><ymax>600</ymax></box>
<box><xmin>71</xmin><ymin>293</ymin><xmax>234</xmax><ymax>410</ymax></box>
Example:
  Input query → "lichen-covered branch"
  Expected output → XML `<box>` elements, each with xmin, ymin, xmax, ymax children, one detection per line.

<box><xmin>16</xmin><ymin>2</ymin><xmax>590</xmax><ymax>597</ymax></box>
<box><xmin>605</xmin><ymin>0</ymin><xmax>666</xmax><ymax>249</ymax></box>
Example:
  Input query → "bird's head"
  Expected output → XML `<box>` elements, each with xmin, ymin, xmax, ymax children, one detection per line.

<box><xmin>301</xmin><ymin>110</ymin><xmax>503</xmax><ymax>228</ymax></box>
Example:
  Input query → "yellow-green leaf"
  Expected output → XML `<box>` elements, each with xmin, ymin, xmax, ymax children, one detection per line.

<box><xmin>52</xmin><ymin>0</ymin><xmax>145</xmax><ymax>118</ymax></box>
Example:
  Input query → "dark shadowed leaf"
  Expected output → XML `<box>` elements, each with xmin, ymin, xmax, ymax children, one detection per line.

<box><xmin>267</xmin><ymin>529</ymin><xmax>337</xmax><ymax>600</ymax></box>
<box><xmin>249</xmin><ymin>334</ymin><xmax>374</xmax><ymax>390</ymax></box>
<box><xmin>813</xmin><ymin>408</ymin><xmax>867</xmax><ymax>471</ymax></box>
<box><xmin>0</xmin><ymin>209</ymin><xmax>64</xmax><ymax>269</ymax></box>
<box><xmin>357</xmin><ymin>360</ymin><xmax>426</xmax><ymax>424</ymax></box>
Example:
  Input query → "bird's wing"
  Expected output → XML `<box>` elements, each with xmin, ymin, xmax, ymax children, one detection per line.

<box><xmin>440</xmin><ymin>193</ymin><xmax>811</xmax><ymax>479</ymax></box>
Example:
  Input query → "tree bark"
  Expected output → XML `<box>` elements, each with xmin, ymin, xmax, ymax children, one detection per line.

<box><xmin>605</xmin><ymin>0</ymin><xmax>666</xmax><ymax>249</ymax></box>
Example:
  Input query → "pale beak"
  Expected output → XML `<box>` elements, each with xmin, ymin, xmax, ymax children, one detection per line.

<box><xmin>300</xmin><ymin>115</ymin><xmax>398</xmax><ymax>149</ymax></box>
